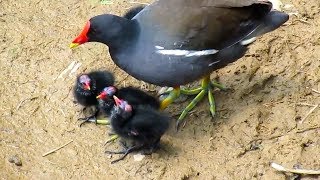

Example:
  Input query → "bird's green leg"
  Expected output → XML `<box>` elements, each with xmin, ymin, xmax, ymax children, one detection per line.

<box><xmin>210</xmin><ymin>80</ymin><xmax>227</xmax><ymax>91</ymax></box>
<box><xmin>79</xmin><ymin>118</ymin><xmax>119</xmax><ymax>144</ymax></box>
<box><xmin>160</xmin><ymin>86</ymin><xmax>181</xmax><ymax>110</ymax></box>
<box><xmin>96</xmin><ymin>119</ymin><xmax>110</xmax><ymax>125</ymax></box>
<box><xmin>104</xmin><ymin>134</ymin><xmax>119</xmax><ymax>145</ymax></box>
<box><xmin>180</xmin><ymin>87</ymin><xmax>203</xmax><ymax>95</ymax></box>
<box><xmin>208</xmin><ymin>88</ymin><xmax>216</xmax><ymax>117</ymax></box>
<box><xmin>175</xmin><ymin>76</ymin><xmax>226</xmax><ymax>130</ymax></box>
<box><xmin>176</xmin><ymin>76</ymin><xmax>210</xmax><ymax>130</ymax></box>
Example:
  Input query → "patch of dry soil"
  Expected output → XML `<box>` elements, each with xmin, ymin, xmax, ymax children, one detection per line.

<box><xmin>0</xmin><ymin>0</ymin><xmax>319</xmax><ymax>179</ymax></box>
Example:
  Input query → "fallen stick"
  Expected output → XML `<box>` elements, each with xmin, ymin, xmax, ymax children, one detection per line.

<box><xmin>42</xmin><ymin>140</ymin><xmax>74</xmax><ymax>157</ymax></box>
<box><xmin>312</xmin><ymin>89</ymin><xmax>320</xmax><ymax>94</ymax></box>
<box><xmin>300</xmin><ymin>104</ymin><xmax>319</xmax><ymax>123</ymax></box>
<box><xmin>271</xmin><ymin>162</ymin><xmax>320</xmax><ymax>175</ymax></box>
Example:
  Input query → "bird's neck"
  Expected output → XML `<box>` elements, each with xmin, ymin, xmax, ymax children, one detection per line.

<box><xmin>110</xmin><ymin>110</ymin><xmax>132</xmax><ymax>131</ymax></box>
<box><xmin>102</xmin><ymin>20</ymin><xmax>139</xmax><ymax>52</ymax></box>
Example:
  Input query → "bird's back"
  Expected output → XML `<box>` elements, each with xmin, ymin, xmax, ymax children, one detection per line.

<box><xmin>117</xmin><ymin>87</ymin><xmax>160</xmax><ymax>109</ymax></box>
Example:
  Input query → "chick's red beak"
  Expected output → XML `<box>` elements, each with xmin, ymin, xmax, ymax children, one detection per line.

<box><xmin>113</xmin><ymin>95</ymin><xmax>122</xmax><ymax>106</ymax></box>
<box><xmin>70</xmin><ymin>21</ymin><xmax>90</xmax><ymax>48</ymax></box>
<box><xmin>83</xmin><ymin>82</ymin><xmax>90</xmax><ymax>90</ymax></box>
<box><xmin>96</xmin><ymin>92</ymin><xmax>106</xmax><ymax>99</ymax></box>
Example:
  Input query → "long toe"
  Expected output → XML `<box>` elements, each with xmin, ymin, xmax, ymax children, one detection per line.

<box><xmin>78</xmin><ymin>116</ymin><xmax>97</xmax><ymax>127</ymax></box>
<box><xmin>105</xmin><ymin>150</ymin><xmax>126</xmax><ymax>155</ymax></box>
<box><xmin>176</xmin><ymin>89</ymin><xmax>207</xmax><ymax>131</ymax></box>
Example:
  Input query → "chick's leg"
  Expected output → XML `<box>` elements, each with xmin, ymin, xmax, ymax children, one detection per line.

<box><xmin>105</xmin><ymin>144</ymin><xmax>143</xmax><ymax>164</ymax></box>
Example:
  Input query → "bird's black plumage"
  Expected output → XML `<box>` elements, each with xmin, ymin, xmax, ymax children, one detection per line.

<box><xmin>74</xmin><ymin>70</ymin><xmax>115</xmax><ymax>106</ymax></box>
<box><xmin>97</xmin><ymin>86</ymin><xmax>160</xmax><ymax>116</ymax></box>
<box><xmin>122</xmin><ymin>5</ymin><xmax>145</xmax><ymax>20</ymax></box>
<box><xmin>71</xmin><ymin>0</ymin><xmax>289</xmax><ymax>87</ymax></box>
<box><xmin>96</xmin><ymin>86</ymin><xmax>117</xmax><ymax>117</ymax></box>
<box><xmin>117</xmin><ymin>86</ymin><xmax>160</xmax><ymax>110</ymax></box>
<box><xmin>106</xmin><ymin>96</ymin><xmax>170</xmax><ymax>164</ymax></box>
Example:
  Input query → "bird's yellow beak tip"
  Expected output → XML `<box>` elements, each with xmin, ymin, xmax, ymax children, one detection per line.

<box><xmin>69</xmin><ymin>43</ymin><xmax>80</xmax><ymax>49</ymax></box>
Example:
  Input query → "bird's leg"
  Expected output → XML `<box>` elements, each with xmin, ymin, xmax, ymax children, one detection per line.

<box><xmin>175</xmin><ymin>75</ymin><xmax>226</xmax><ymax>130</ymax></box>
<box><xmin>208</xmin><ymin>88</ymin><xmax>216</xmax><ymax>117</ymax></box>
<box><xmin>160</xmin><ymin>86</ymin><xmax>181</xmax><ymax>110</ymax></box>
<box><xmin>96</xmin><ymin>119</ymin><xmax>110</xmax><ymax>125</ymax></box>
<box><xmin>78</xmin><ymin>109</ymin><xmax>100</xmax><ymax>127</ymax></box>
<box><xmin>141</xmin><ymin>139</ymin><xmax>160</xmax><ymax>155</ymax></box>
<box><xmin>104</xmin><ymin>134</ymin><xmax>119</xmax><ymax>145</ymax></box>
<box><xmin>106</xmin><ymin>144</ymin><xmax>143</xmax><ymax>164</ymax></box>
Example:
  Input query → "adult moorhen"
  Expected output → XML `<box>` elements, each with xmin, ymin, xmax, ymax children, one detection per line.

<box><xmin>70</xmin><ymin>0</ymin><xmax>289</xmax><ymax>129</ymax></box>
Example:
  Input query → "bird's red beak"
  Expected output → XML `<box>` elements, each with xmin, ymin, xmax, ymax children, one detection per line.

<box><xmin>70</xmin><ymin>21</ymin><xmax>90</xmax><ymax>48</ymax></box>
<box><xmin>83</xmin><ymin>82</ymin><xmax>91</xmax><ymax>90</ymax></box>
<box><xmin>96</xmin><ymin>92</ymin><xmax>106</xmax><ymax>99</ymax></box>
<box><xmin>113</xmin><ymin>95</ymin><xmax>122</xmax><ymax>106</ymax></box>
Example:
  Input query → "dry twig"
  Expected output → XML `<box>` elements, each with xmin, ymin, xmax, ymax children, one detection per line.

<box><xmin>312</xmin><ymin>89</ymin><xmax>320</xmax><ymax>94</ymax></box>
<box><xmin>42</xmin><ymin>140</ymin><xmax>74</xmax><ymax>157</ymax></box>
<box><xmin>271</xmin><ymin>162</ymin><xmax>320</xmax><ymax>175</ymax></box>
<box><xmin>300</xmin><ymin>104</ymin><xmax>319</xmax><ymax>123</ymax></box>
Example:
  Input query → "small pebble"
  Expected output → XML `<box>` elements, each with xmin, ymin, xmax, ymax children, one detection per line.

<box><xmin>133</xmin><ymin>153</ymin><xmax>145</xmax><ymax>161</ymax></box>
<box><xmin>8</xmin><ymin>155</ymin><xmax>22</xmax><ymax>166</ymax></box>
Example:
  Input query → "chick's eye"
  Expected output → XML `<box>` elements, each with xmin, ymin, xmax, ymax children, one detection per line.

<box><xmin>120</xmin><ymin>103</ymin><xmax>126</xmax><ymax>109</ymax></box>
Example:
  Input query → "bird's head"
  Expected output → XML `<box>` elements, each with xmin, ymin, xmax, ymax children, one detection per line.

<box><xmin>113</xmin><ymin>95</ymin><xmax>132</xmax><ymax>116</ymax></box>
<box><xmin>96</xmin><ymin>86</ymin><xmax>117</xmax><ymax>100</ymax></box>
<box><xmin>78</xmin><ymin>74</ymin><xmax>91</xmax><ymax>91</ymax></box>
<box><xmin>70</xmin><ymin>14</ymin><xmax>128</xmax><ymax>48</ymax></box>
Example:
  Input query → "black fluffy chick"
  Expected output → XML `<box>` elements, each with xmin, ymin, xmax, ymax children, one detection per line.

<box><xmin>117</xmin><ymin>86</ymin><xmax>160</xmax><ymax>110</ymax></box>
<box><xmin>96</xmin><ymin>86</ymin><xmax>118</xmax><ymax>117</ymax></box>
<box><xmin>106</xmin><ymin>95</ymin><xmax>170</xmax><ymax>164</ymax></box>
<box><xmin>74</xmin><ymin>70</ymin><xmax>114</xmax><ymax>125</ymax></box>
<box><xmin>97</xmin><ymin>86</ymin><xmax>160</xmax><ymax>117</ymax></box>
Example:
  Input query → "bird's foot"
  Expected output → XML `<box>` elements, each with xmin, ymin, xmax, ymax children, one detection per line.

<box><xmin>140</xmin><ymin>141</ymin><xmax>160</xmax><ymax>155</ymax></box>
<box><xmin>78</xmin><ymin>117</ymin><xmax>110</xmax><ymax>127</ymax></box>
<box><xmin>175</xmin><ymin>76</ymin><xmax>226</xmax><ymax>130</ymax></box>
<box><xmin>78</xmin><ymin>115</ymin><xmax>98</xmax><ymax>127</ymax></box>
<box><xmin>159</xmin><ymin>86</ymin><xmax>181</xmax><ymax>110</ymax></box>
<box><xmin>106</xmin><ymin>145</ymin><xmax>143</xmax><ymax>164</ymax></box>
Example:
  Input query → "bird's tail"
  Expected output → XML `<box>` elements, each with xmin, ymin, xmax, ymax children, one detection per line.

<box><xmin>245</xmin><ymin>11</ymin><xmax>289</xmax><ymax>40</ymax></box>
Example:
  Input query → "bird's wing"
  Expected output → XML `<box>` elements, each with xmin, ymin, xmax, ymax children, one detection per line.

<box><xmin>135</xmin><ymin>0</ymin><xmax>272</xmax><ymax>50</ymax></box>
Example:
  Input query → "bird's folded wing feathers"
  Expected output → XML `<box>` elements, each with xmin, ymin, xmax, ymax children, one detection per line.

<box><xmin>137</xmin><ymin>0</ymin><xmax>272</xmax><ymax>50</ymax></box>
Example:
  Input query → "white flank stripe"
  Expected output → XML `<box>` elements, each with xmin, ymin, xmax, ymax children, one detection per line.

<box><xmin>155</xmin><ymin>45</ymin><xmax>164</xmax><ymax>49</ymax></box>
<box><xmin>156</xmin><ymin>48</ymin><xmax>219</xmax><ymax>57</ymax></box>
<box><xmin>240</xmin><ymin>37</ymin><xmax>257</xmax><ymax>45</ymax></box>
<box><xmin>208</xmin><ymin>60</ymin><xmax>220</xmax><ymax>67</ymax></box>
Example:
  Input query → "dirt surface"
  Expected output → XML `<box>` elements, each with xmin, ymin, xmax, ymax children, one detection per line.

<box><xmin>1</xmin><ymin>0</ymin><xmax>320</xmax><ymax>179</ymax></box>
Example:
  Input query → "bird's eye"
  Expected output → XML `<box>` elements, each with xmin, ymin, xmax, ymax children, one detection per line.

<box><xmin>90</xmin><ymin>27</ymin><xmax>97</xmax><ymax>34</ymax></box>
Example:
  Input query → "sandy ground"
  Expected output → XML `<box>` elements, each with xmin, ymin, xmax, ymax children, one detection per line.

<box><xmin>1</xmin><ymin>0</ymin><xmax>320</xmax><ymax>179</ymax></box>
